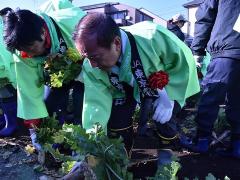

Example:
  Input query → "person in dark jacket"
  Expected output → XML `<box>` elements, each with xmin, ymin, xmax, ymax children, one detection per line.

<box><xmin>167</xmin><ymin>13</ymin><xmax>186</xmax><ymax>41</ymax></box>
<box><xmin>187</xmin><ymin>0</ymin><xmax>240</xmax><ymax>158</ymax></box>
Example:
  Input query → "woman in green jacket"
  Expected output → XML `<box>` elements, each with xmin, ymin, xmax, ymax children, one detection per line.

<box><xmin>2</xmin><ymin>0</ymin><xmax>86</xmax><ymax>148</ymax></box>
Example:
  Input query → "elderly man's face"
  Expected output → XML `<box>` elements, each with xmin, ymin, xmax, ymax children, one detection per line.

<box><xmin>75</xmin><ymin>35</ymin><xmax>121</xmax><ymax>71</ymax></box>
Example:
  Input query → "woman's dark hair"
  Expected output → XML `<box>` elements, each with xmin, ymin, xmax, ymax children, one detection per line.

<box><xmin>3</xmin><ymin>9</ymin><xmax>45</xmax><ymax>52</ymax></box>
<box><xmin>73</xmin><ymin>12</ymin><xmax>120</xmax><ymax>49</ymax></box>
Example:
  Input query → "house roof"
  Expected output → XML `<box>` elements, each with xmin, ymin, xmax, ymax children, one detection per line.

<box><xmin>183</xmin><ymin>0</ymin><xmax>203</xmax><ymax>8</ymax></box>
<box><xmin>139</xmin><ymin>7</ymin><xmax>166</xmax><ymax>21</ymax></box>
<box><xmin>80</xmin><ymin>2</ymin><xmax>119</xmax><ymax>10</ymax></box>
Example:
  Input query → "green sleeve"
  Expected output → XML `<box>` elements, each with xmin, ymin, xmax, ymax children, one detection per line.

<box><xmin>39</xmin><ymin>0</ymin><xmax>73</xmax><ymax>13</ymax></box>
<box><xmin>152</xmin><ymin>26</ymin><xmax>200</xmax><ymax>106</ymax></box>
<box><xmin>14</xmin><ymin>55</ymin><xmax>48</xmax><ymax>119</ymax></box>
<box><xmin>0</xmin><ymin>54</ymin><xmax>16</xmax><ymax>88</ymax></box>
<box><xmin>0</xmin><ymin>20</ymin><xmax>16</xmax><ymax>87</ymax></box>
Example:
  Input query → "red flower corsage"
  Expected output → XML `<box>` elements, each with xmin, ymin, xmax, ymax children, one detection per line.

<box><xmin>20</xmin><ymin>51</ymin><xmax>32</xmax><ymax>59</ymax></box>
<box><xmin>148</xmin><ymin>70</ymin><xmax>169</xmax><ymax>90</ymax></box>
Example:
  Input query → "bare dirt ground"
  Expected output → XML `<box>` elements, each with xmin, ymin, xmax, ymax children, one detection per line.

<box><xmin>1</xmin><ymin>107</ymin><xmax>240</xmax><ymax>180</ymax></box>
<box><xmin>0</xmin><ymin>136</ymin><xmax>41</xmax><ymax>180</ymax></box>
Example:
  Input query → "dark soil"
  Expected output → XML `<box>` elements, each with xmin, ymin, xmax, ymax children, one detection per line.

<box><xmin>130</xmin><ymin>135</ymin><xmax>240</xmax><ymax>180</ymax></box>
<box><xmin>1</xmin><ymin>107</ymin><xmax>240</xmax><ymax>180</ymax></box>
<box><xmin>0</xmin><ymin>136</ymin><xmax>41</xmax><ymax>180</ymax></box>
<box><xmin>129</xmin><ymin>105</ymin><xmax>240</xmax><ymax>180</ymax></box>
<box><xmin>177</xmin><ymin>152</ymin><xmax>240</xmax><ymax>180</ymax></box>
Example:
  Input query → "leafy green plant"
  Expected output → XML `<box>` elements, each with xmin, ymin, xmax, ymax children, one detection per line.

<box><xmin>205</xmin><ymin>173</ymin><xmax>230</xmax><ymax>180</ymax></box>
<box><xmin>205</xmin><ymin>173</ymin><xmax>217</xmax><ymax>180</ymax></box>
<box><xmin>38</xmin><ymin>122</ymin><xmax>132</xmax><ymax>179</ymax></box>
<box><xmin>61</xmin><ymin>161</ymin><xmax>77</xmax><ymax>174</ymax></box>
<box><xmin>184</xmin><ymin>173</ymin><xmax>230</xmax><ymax>180</ymax></box>
<box><xmin>214</xmin><ymin>107</ymin><xmax>230</xmax><ymax>134</ymax></box>
<box><xmin>42</xmin><ymin>48</ymin><xmax>83</xmax><ymax>88</ymax></box>
<box><xmin>148</xmin><ymin>161</ymin><xmax>181</xmax><ymax>180</ymax></box>
<box><xmin>36</xmin><ymin>115</ymin><xmax>61</xmax><ymax>144</ymax></box>
<box><xmin>132</xmin><ymin>104</ymin><xmax>140</xmax><ymax>123</ymax></box>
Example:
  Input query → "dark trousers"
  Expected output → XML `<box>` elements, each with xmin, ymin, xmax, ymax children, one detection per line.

<box><xmin>107</xmin><ymin>85</ymin><xmax>137</xmax><ymax>153</ymax></box>
<box><xmin>45</xmin><ymin>85</ymin><xmax>69</xmax><ymax>117</ymax></box>
<box><xmin>44</xmin><ymin>81</ymin><xmax>84</xmax><ymax>125</ymax></box>
<box><xmin>108</xmin><ymin>98</ymin><xmax>137</xmax><ymax>153</ymax></box>
<box><xmin>0</xmin><ymin>85</ymin><xmax>17</xmax><ymax>135</ymax></box>
<box><xmin>196</xmin><ymin>57</ymin><xmax>240</xmax><ymax>138</ymax></box>
<box><xmin>0</xmin><ymin>96</ymin><xmax>17</xmax><ymax>122</ymax></box>
<box><xmin>72</xmin><ymin>81</ymin><xmax>84</xmax><ymax>125</ymax></box>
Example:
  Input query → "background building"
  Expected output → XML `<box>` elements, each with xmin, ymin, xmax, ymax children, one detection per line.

<box><xmin>138</xmin><ymin>8</ymin><xmax>167</xmax><ymax>27</ymax></box>
<box><xmin>183</xmin><ymin>0</ymin><xmax>202</xmax><ymax>38</ymax></box>
<box><xmin>80</xmin><ymin>2</ymin><xmax>167</xmax><ymax>27</ymax></box>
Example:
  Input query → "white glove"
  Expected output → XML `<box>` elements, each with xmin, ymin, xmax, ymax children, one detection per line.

<box><xmin>29</xmin><ymin>129</ymin><xmax>42</xmax><ymax>151</ymax></box>
<box><xmin>152</xmin><ymin>88</ymin><xmax>174</xmax><ymax>124</ymax></box>
<box><xmin>193</xmin><ymin>55</ymin><xmax>204</xmax><ymax>68</ymax></box>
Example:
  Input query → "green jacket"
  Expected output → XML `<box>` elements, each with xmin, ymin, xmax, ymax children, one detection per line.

<box><xmin>201</xmin><ymin>52</ymin><xmax>211</xmax><ymax>77</ymax></box>
<box><xmin>13</xmin><ymin>0</ymin><xmax>86</xmax><ymax>119</ymax></box>
<box><xmin>0</xmin><ymin>19</ymin><xmax>16</xmax><ymax>88</ymax></box>
<box><xmin>39</xmin><ymin>0</ymin><xmax>73</xmax><ymax>13</ymax></box>
<box><xmin>82</xmin><ymin>21</ymin><xmax>200</xmax><ymax>131</ymax></box>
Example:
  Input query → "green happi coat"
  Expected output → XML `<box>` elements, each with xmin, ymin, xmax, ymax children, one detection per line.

<box><xmin>39</xmin><ymin>0</ymin><xmax>73</xmax><ymax>13</ymax></box>
<box><xmin>201</xmin><ymin>52</ymin><xmax>211</xmax><ymax>77</ymax></box>
<box><xmin>0</xmin><ymin>19</ymin><xmax>16</xmax><ymax>88</ymax></box>
<box><xmin>82</xmin><ymin>21</ymin><xmax>200</xmax><ymax>131</ymax></box>
<box><xmin>13</xmin><ymin>0</ymin><xmax>86</xmax><ymax>119</ymax></box>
